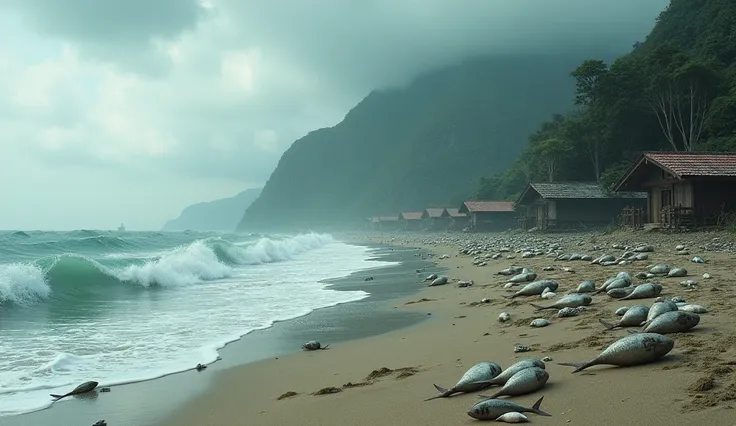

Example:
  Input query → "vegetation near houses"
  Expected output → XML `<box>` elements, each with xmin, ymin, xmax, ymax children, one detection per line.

<box><xmin>474</xmin><ymin>0</ymin><xmax>736</xmax><ymax>202</ymax></box>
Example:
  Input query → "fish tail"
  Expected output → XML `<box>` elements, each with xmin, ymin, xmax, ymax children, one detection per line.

<box><xmin>502</xmin><ymin>295</ymin><xmax>514</xmax><ymax>299</ymax></box>
<box><xmin>531</xmin><ymin>396</ymin><xmax>552</xmax><ymax>416</ymax></box>
<box><xmin>423</xmin><ymin>384</ymin><xmax>451</xmax><ymax>401</ymax></box>
<box><xmin>477</xmin><ymin>390</ymin><xmax>501</xmax><ymax>399</ymax></box>
<box><xmin>529</xmin><ymin>303</ymin><xmax>548</xmax><ymax>311</ymax></box>
<box><xmin>50</xmin><ymin>393</ymin><xmax>67</xmax><ymax>401</ymax></box>
<box><xmin>321</xmin><ymin>344</ymin><xmax>330</xmax><ymax>350</ymax></box>
<box><xmin>557</xmin><ymin>361</ymin><xmax>592</xmax><ymax>373</ymax></box>
<box><xmin>598</xmin><ymin>319</ymin><xmax>617</xmax><ymax>330</ymax></box>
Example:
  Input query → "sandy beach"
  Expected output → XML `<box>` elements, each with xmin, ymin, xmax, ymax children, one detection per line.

<box><xmin>160</xmin><ymin>230</ymin><xmax>736</xmax><ymax>426</ymax></box>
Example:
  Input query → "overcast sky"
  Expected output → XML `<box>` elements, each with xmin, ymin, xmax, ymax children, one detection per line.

<box><xmin>0</xmin><ymin>0</ymin><xmax>669</xmax><ymax>231</ymax></box>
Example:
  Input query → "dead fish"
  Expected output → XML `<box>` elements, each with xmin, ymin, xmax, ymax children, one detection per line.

<box><xmin>498</xmin><ymin>312</ymin><xmax>511</xmax><ymax>322</ymax></box>
<box><xmin>425</xmin><ymin>273</ymin><xmax>438</xmax><ymax>281</ymax></box>
<box><xmin>529</xmin><ymin>319</ymin><xmax>550</xmax><ymax>328</ymax></box>
<box><xmin>595</xmin><ymin>277</ymin><xmax>630</xmax><ymax>294</ymax></box>
<box><xmin>647</xmin><ymin>301</ymin><xmax>679</xmax><ymax>322</ymax></box>
<box><xmin>425</xmin><ymin>361</ymin><xmax>502</xmax><ymax>401</ymax></box>
<box><xmin>639</xmin><ymin>311</ymin><xmax>700</xmax><ymax>334</ymax></box>
<box><xmin>50</xmin><ymin>381</ymin><xmax>99</xmax><ymax>401</ymax></box>
<box><xmin>649</xmin><ymin>264</ymin><xmax>670</xmax><ymax>275</ymax></box>
<box><xmin>679</xmin><ymin>304</ymin><xmax>708</xmax><ymax>314</ymax></box>
<box><xmin>471</xmin><ymin>359</ymin><xmax>546</xmax><ymax>388</ymax></box>
<box><xmin>495</xmin><ymin>412</ymin><xmax>530</xmax><ymax>423</ymax></box>
<box><xmin>616</xmin><ymin>283</ymin><xmax>663</xmax><ymax>300</ymax></box>
<box><xmin>504</xmin><ymin>281</ymin><xmax>559</xmax><ymax>299</ymax></box>
<box><xmin>607</xmin><ymin>287</ymin><xmax>634</xmax><ymax>298</ymax></box>
<box><xmin>634</xmin><ymin>253</ymin><xmax>649</xmax><ymax>261</ymax></box>
<box><xmin>508</xmin><ymin>272</ymin><xmax>538</xmax><ymax>284</ymax></box>
<box><xmin>592</xmin><ymin>254</ymin><xmax>615</xmax><ymax>264</ymax></box>
<box><xmin>302</xmin><ymin>341</ymin><xmax>330</xmax><ymax>351</ymax></box>
<box><xmin>667</xmin><ymin>268</ymin><xmax>687</xmax><ymax>278</ymax></box>
<box><xmin>558</xmin><ymin>333</ymin><xmax>674</xmax><ymax>373</ymax></box>
<box><xmin>615</xmin><ymin>307</ymin><xmax>629</xmax><ymax>316</ymax></box>
<box><xmin>467</xmin><ymin>396</ymin><xmax>551</xmax><ymax>420</ymax></box>
<box><xmin>498</xmin><ymin>267</ymin><xmax>524</xmax><ymax>276</ymax></box>
<box><xmin>478</xmin><ymin>367</ymin><xmax>549</xmax><ymax>399</ymax></box>
<box><xmin>634</xmin><ymin>245</ymin><xmax>654</xmax><ymax>253</ymax></box>
<box><xmin>576</xmin><ymin>281</ymin><xmax>596</xmax><ymax>293</ymax></box>
<box><xmin>691</xmin><ymin>256</ymin><xmax>706</xmax><ymax>263</ymax></box>
<box><xmin>429</xmin><ymin>276</ymin><xmax>449</xmax><ymax>286</ymax></box>
<box><xmin>557</xmin><ymin>307</ymin><xmax>584</xmax><ymax>317</ymax></box>
<box><xmin>457</xmin><ymin>280</ymin><xmax>474</xmax><ymax>288</ymax></box>
<box><xmin>599</xmin><ymin>305</ymin><xmax>649</xmax><ymax>330</ymax></box>
<box><xmin>530</xmin><ymin>293</ymin><xmax>591</xmax><ymax>311</ymax></box>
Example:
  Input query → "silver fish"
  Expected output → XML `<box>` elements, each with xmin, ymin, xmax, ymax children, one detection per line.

<box><xmin>425</xmin><ymin>361</ymin><xmax>502</xmax><ymax>401</ymax></box>
<box><xmin>616</xmin><ymin>283</ymin><xmax>662</xmax><ymax>300</ymax></box>
<box><xmin>647</xmin><ymin>301</ymin><xmax>679</xmax><ymax>322</ymax></box>
<box><xmin>498</xmin><ymin>267</ymin><xmax>525</xmax><ymax>276</ymax></box>
<box><xmin>576</xmin><ymin>281</ymin><xmax>596</xmax><ymax>293</ymax></box>
<box><xmin>471</xmin><ymin>359</ymin><xmax>546</xmax><ymax>388</ymax></box>
<box><xmin>50</xmin><ymin>381</ymin><xmax>99</xmax><ymax>401</ymax></box>
<box><xmin>667</xmin><ymin>268</ymin><xmax>687</xmax><ymax>278</ymax></box>
<box><xmin>508</xmin><ymin>272</ymin><xmax>538</xmax><ymax>284</ymax></box>
<box><xmin>640</xmin><ymin>311</ymin><xmax>700</xmax><ymax>334</ymax></box>
<box><xmin>429</xmin><ymin>276</ymin><xmax>449</xmax><ymax>286</ymax></box>
<box><xmin>599</xmin><ymin>305</ymin><xmax>649</xmax><ymax>330</ymax></box>
<box><xmin>302</xmin><ymin>341</ymin><xmax>329</xmax><ymax>351</ymax></box>
<box><xmin>477</xmin><ymin>367</ymin><xmax>549</xmax><ymax>399</ymax></box>
<box><xmin>649</xmin><ymin>264</ymin><xmax>670</xmax><ymax>275</ymax></box>
<box><xmin>679</xmin><ymin>304</ymin><xmax>708</xmax><ymax>314</ymax></box>
<box><xmin>530</xmin><ymin>293</ymin><xmax>591</xmax><ymax>311</ymax></box>
<box><xmin>504</xmin><ymin>281</ymin><xmax>559</xmax><ymax>299</ymax></box>
<box><xmin>425</xmin><ymin>273</ymin><xmax>438</xmax><ymax>281</ymax></box>
<box><xmin>558</xmin><ymin>333</ymin><xmax>674</xmax><ymax>373</ymax></box>
<box><xmin>467</xmin><ymin>396</ymin><xmax>551</xmax><ymax>420</ymax></box>
<box><xmin>607</xmin><ymin>287</ymin><xmax>634</xmax><ymax>298</ymax></box>
<box><xmin>495</xmin><ymin>412</ymin><xmax>530</xmax><ymax>423</ymax></box>
<box><xmin>595</xmin><ymin>277</ymin><xmax>629</xmax><ymax>294</ymax></box>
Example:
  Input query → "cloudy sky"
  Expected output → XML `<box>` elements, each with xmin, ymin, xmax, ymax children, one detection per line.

<box><xmin>0</xmin><ymin>0</ymin><xmax>669</xmax><ymax>231</ymax></box>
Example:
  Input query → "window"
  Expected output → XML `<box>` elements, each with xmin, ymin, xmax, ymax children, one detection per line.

<box><xmin>661</xmin><ymin>188</ymin><xmax>672</xmax><ymax>208</ymax></box>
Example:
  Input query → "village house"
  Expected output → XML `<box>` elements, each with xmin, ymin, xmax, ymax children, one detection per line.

<box><xmin>422</xmin><ymin>208</ymin><xmax>449</xmax><ymax>230</ymax></box>
<box><xmin>400</xmin><ymin>212</ymin><xmax>424</xmax><ymax>231</ymax></box>
<box><xmin>444</xmin><ymin>207</ymin><xmax>469</xmax><ymax>231</ymax></box>
<box><xmin>458</xmin><ymin>201</ymin><xmax>516</xmax><ymax>232</ymax></box>
<box><xmin>515</xmin><ymin>182</ymin><xmax>646</xmax><ymax>230</ymax></box>
<box><xmin>613</xmin><ymin>151</ymin><xmax>736</xmax><ymax>228</ymax></box>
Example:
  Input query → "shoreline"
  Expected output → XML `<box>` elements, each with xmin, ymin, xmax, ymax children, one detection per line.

<box><xmin>161</xmin><ymin>230</ymin><xmax>736</xmax><ymax>426</ymax></box>
<box><xmin>4</xmin><ymin>243</ymin><xmax>440</xmax><ymax>426</ymax></box>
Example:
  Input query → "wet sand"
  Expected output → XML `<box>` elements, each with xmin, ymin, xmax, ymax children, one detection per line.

<box><xmin>161</xmin><ymin>230</ymin><xmax>736</xmax><ymax>425</ymax></box>
<box><xmin>4</xmin><ymin>245</ymin><xmax>438</xmax><ymax>426</ymax></box>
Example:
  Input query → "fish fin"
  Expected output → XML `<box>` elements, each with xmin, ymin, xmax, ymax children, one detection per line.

<box><xmin>423</xmin><ymin>384</ymin><xmax>452</xmax><ymax>401</ymax></box>
<box><xmin>321</xmin><ymin>344</ymin><xmax>330</xmax><ymax>350</ymax></box>
<box><xmin>529</xmin><ymin>303</ymin><xmax>547</xmax><ymax>311</ymax></box>
<box><xmin>598</xmin><ymin>319</ymin><xmax>617</xmax><ymax>330</ymax></box>
<box><xmin>50</xmin><ymin>393</ymin><xmax>68</xmax><ymax>401</ymax></box>
<box><xmin>531</xmin><ymin>396</ymin><xmax>552</xmax><ymax>416</ymax></box>
<box><xmin>557</xmin><ymin>362</ymin><xmax>593</xmax><ymax>373</ymax></box>
<box><xmin>477</xmin><ymin>394</ymin><xmax>492</xmax><ymax>400</ymax></box>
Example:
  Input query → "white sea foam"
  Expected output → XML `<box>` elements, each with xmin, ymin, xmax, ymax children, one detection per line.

<box><xmin>0</xmin><ymin>234</ymin><xmax>395</xmax><ymax>416</ymax></box>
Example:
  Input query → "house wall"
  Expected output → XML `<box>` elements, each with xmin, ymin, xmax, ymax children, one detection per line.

<box><xmin>692</xmin><ymin>179</ymin><xmax>736</xmax><ymax>225</ymax></box>
<box><xmin>404</xmin><ymin>219</ymin><xmax>422</xmax><ymax>231</ymax></box>
<box><xmin>554</xmin><ymin>198</ymin><xmax>647</xmax><ymax>227</ymax></box>
<box><xmin>473</xmin><ymin>211</ymin><xmax>516</xmax><ymax>231</ymax></box>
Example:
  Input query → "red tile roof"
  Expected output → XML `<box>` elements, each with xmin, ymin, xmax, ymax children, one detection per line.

<box><xmin>444</xmin><ymin>208</ymin><xmax>467</xmax><ymax>218</ymax></box>
<box><xmin>462</xmin><ymin>201</ymin><xmax>515</xmax><ymax>213</ymax></box>
<box><xmin>644</xmin><ymin>152</ymin><xmax>736</xmax><ymax>177</ymax></box>
<box><xmin>423</xmin><ymin>208</ymin><xmax>446</xmax><ymax>218</ymax></box>
<box><xmin>400</xmin><ymin>212</ymin><xmax>423</xmax><ymax>220</ymax></box>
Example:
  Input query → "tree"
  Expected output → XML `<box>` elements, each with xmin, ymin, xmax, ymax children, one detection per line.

<box><xmin>643</xmin><ymin>46</ymin><xmax>721</xmax><ymax>151</ymax></box>
<box><xmin>529</xmin><ymin>137</ymin><xmax>572</xmax><ymax>182</ymax></box>
<box><xmin>571</xmin><ymin>60</ymin><xmax>609</xmax><ymax>106</ymax></box>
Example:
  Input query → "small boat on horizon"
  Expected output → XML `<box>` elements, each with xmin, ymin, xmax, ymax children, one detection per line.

<box><xmin>118</xmin><ymin>223</ymin><xmax>126</xmax><ymax>232</ymax></box>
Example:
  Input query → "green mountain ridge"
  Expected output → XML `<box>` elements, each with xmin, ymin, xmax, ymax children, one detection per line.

<box><xmin>162</xmin><ymin>188</ymin><xmax>262</xmax><ymax>232</ymax></box>
<box><xmin>238</xmin><ymin>51</ymin><xmax>630</xmax><ymax>232</ymax></box>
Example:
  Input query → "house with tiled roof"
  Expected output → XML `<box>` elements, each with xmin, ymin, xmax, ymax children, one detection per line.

<box><xmin>458</xmin><ymin>201</ymin><xmax>516</xmax><ymax>231</ymax></box>
<box><xmin>515</xmin><ymin>182</ymin><xmax>646</xmax><ymax>230</ymax></box>
<box><xmin>614</xmin><ymin>151</ymin><xmax>736</xmax><ymax>228</ymax></box>
<box><xmin>443</xmin><ymin>207</ymin><xmax>469</xmax><ymax>230</ymax></box>
<box><xmin>400</xmin><ymin>212</ymin><xmax>424</xmax><ymax>231</ymax></box>
<box><xmin>421</xmin><ymin>207</ymin><xmax>451</xmax><ymax>230</ymax></box>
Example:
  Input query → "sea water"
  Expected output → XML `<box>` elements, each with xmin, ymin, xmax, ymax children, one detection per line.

<box><xmin>0</xmin><ymin>230</ymin><xmax>393</xmax><ymax>416</ymax></box>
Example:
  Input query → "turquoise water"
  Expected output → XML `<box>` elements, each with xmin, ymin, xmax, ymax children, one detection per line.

<box><xmin>0</xmin><ymin>230</ymin><xmax>394</xmax><ymax>416</ymax></box>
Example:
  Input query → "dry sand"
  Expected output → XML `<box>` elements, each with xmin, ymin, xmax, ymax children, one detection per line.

<box><xmin>161</xmin><ymin>230</ymin><xmax>736</xmax><ymax>426</ymax></box>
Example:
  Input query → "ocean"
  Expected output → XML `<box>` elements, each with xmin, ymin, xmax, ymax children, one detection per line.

<box><xmin>0</xmin><ymin>230</ymin><xmax>396</xmax><ymax>417</ymax></box>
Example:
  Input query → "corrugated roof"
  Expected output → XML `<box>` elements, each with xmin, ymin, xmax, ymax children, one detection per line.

<box><xmin>462</xmin><ymin>201</ymin><xmax>515</xmax><ymax>212</ymax></box>
<box><xmin>400</xmin><ymin>212</ymin><xmax>423</xmax><ymax>220</ymax></box>
<box><xmin>424</xmin><ymin>208</ymin><xmax>446</xmax><ymax>218</ymax></box>
<box><xmin>444</xmin><ymin>208</ymin><xmax>467</xmax><ymax>218</ymax></box>
<box><xmin>645</xmin><ymin>152</ymin><xmax>736</xmax><ymax>177</ymax></box>
<box><xmin>529</xmin><ymin>182</ymin><xmax>646</xmax><ymax>199</ymax></box>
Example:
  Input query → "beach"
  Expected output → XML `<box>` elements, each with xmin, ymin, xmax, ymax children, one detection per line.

<box><xmin>159</xmin><ymin>230</ymin><xmax>736</xmax><ymax>426</ymax></box>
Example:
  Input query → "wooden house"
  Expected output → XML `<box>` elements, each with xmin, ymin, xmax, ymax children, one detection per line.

<box><xmin>458</xmin><ymin>201</ymin><xmax>516</xmax><ymax>232</ymax></box>
<box><xmin>376</xmin><ymin>215</ymin><xmax>401</xmax><ymax>231</ymax></box>
<box><xmin>444</xmin><ymin>207</ymin><xmax>469</xmax><ymax>231</ymax></box>
<box><xmin>516</xmin><ymin>182</ymin><xmax>646</xmax><ymax>230</ymax></box>
<box><xmin>422</xmin><ymin>208</ymin><xmax>450</xmax><ymax>230</ymax></box>
<box><xmin>613</xmin><ymin>152</ymin><xmax>736</xmax><ymax>228</ymax></box>
<box><xmin>400</xmin><ymin>212</ymin><xmax>424</xmax><ymax>231</ymax></box>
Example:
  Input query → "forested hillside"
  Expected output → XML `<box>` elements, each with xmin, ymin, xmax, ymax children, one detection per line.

<box><xmin>475</xmin><ymin>0</ymin><xmax>736</xmax><ymax>201</ymax></box>
<box><xmin>239</xmin><ymin>52</ymin><xmax>623</xmax><ymax>231</ymax></box>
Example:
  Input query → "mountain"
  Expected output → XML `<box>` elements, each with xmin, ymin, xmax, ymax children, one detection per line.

<box><xmin>238</xmin><ymin>51</ymin><xmax>629</xmax><ymax>232</ymax></box>
<box><xmin>162</xmin><ymin>188</ymin><xmax>262</xmax><ymax>232</ymax></box>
